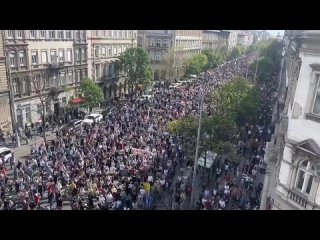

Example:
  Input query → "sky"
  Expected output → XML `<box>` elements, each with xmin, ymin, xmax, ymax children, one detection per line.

<box><xmin>266</xmin><ymin>30</ymin><xmax>284</xmax><ymax>36</ymax></box>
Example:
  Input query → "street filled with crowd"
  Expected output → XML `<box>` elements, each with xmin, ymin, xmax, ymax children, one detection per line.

<box><xmin>0</xmin><ymin>53</ymin><xmax>278</xmax><ymax>210</ymax></box>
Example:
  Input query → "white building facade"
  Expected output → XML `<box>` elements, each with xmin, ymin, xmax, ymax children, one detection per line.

<box><xmin>273</xmin><ymin>30</ymin><xmax>320</xmax><ymax>210</ymax></box>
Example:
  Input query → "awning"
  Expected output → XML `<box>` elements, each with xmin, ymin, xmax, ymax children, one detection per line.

<box><xmin>70</xmin><ymin>98</ymin><xmax>84</xmax><ymax>104</ymax></box>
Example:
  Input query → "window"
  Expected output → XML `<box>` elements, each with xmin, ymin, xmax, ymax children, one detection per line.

<box><xmin>49</xmin><ymin>30</ymin><xmax>55</xmax><ymax>39</ymax></box>
<box><xmin>75</xmin><ymin>30</ymin><xmax>80</xmax><ymax>39</ymax></box>
<box><xmin>102</xmin><ymin>47</ymin><xmax>106</xmax><ymax>57</ymax></box>
<box><xmin>7</xmin><ymin>30</ymin><xmax>13</xmax><ymax>38</ymax></box>
<box><xmin>21</xmin><ymin>79</ymin><xmax>27</xmax><ymax>93</ymax></box>
<box><xmin>163</xmin><ymin>40</ymin><xmax>168</xmax><ymax>47</ymax></box>
<box><xmin>81</xmin><ymin>48</ymin><xmax>86</xmax><ymax>60</ymax></box>
<box><xmin>40</xmin><ymin>30</ymin><xmax>46</xmax><ymax>38</ymax></box>
<box><xmin>44</xmin><ymin>77</ymin><xmax>49</xmax><ymax>88</ymax></box>
<box><xmin>13</xmin><ymin>78</ymin><xmax>19</xmax><ymax>93</ymax></box>
<box><xmin>296</xmin><ymin>160</ymin><xmax>315</xmax><ymax>195</ymax></box>
<box><xmin>164</xmin><ymin>30</ymin><xmax>168</xmax><ymax>34</ymax></box>
<box><xmin>128</xmin><ymin>30</ymin><xmax>132</xmax><ymax>39</ymax></box>
<box><xmin>37</xmin><ymin>104</ymin><xmax>43</xmax><ymax>115</ymax></box>
<box><xmin>123</xmin><ymin>46</ymin><xmax>127</xmax><ymax>52</ymax></box>
<box><xmin>155</xmin><ymin>52</ymin><xmax>161</xmax><ymax>61</ymax></box>
<box><xmin>60</xmin><ymin>72</ymin><xmax>66</xmax><ymax>85</ymax></box>
<box><xmin>113</xmin><ymin>30</ymin><xmax>117</xmax><ymax>38</ymax></box>
<box><xmin>312</xmin><ymin>75</ymin><xmax>320</xmax><ymax>115</ymax></box>
<box><xmin>31</xmin><ymin>50</ymin><xmax>38</xmax><ymax>64</ymax></box>
<box><xmin>65</xmin><ymin>30</ymin><xmax>71</xmax><ymax>39</ymax></box>
<box><xmin>58</xmin><ymin>49</ymin><xmax>64</xmax><ymax>62</ymax></box>
<box><xmin>108</xmin><ymin>30</ymin><xmax>112</xmax><ymax>38</ymax></box>
<box><xmin>41</xmin><ymin>50</ymin><xmax>47</xmax><ymax>64</ymax></box>
<box><xmin>68</xmin><ymin>71</ymin><xmax>73</xmax><ymax>83</ymax></box>
<box><xmin>103</xmin><ymin>30</ymin><xmax>106</xmax><ymax>37</ymax></box>
<box><xmin>66</xmin><ymin>49</ymin><xmax>72</xmax><ymax>62</ymax></box>
<box><xmin>113</xmin><ymin>46</ymin><xmax>117</xmax><ymax>56</ymax></box>
<box><xmin>108</xmin><ymin>47</ymin><xmax>112</xmax><ymax>56</ymax></box>
<box><xmin>118</xmin><ymin>46</ymin><xmax>122</xmax><ymax>55</ymax></box>
<box><xmin>134</xmin><ymin>31</ymin><xmax>137</xmax><ymax>39</ymax></box>
<box><xmin>75</xmin><ymin>49</ymin><xmax>80</xmax><ymax>61</ymax></box>
<box><xmin>119</xmin><ymin>30</ymin><xmax>122</xmax><ymax>38</ymax></box>
<box><xmin>17</xmin><ymin>30</ymin><xmax>23</xmax><ymax>38</ymax></box>
<box><xmin>9</xmin><ymin>52</ymin><xmax>16</xmax><ymax>67</ymax></box>
<box><xmin>32</xmin><ymin>76</ymin><xmax>40</xmax><ymax>91</ymax></box>
<box><xmin>95</xmin><ymin>46</ymin><xmax>100</xmax><ymax>58</ymax></box>
<box><xmin>50</xmin><ymin>49</ymin><xmax>57</xmax><ymax>63</ymax></box>
<box><xmin>95</xmin><ymin>64</ymin><xmax>101</xmax><ymax>79</ymax></box>
<box><xmin>57</xmin><ymin>30</ymin><xmax>63</xmax><ymax>39</ymax></box>
<box><xmin>151</xmin><ymin>39</ymin><xmax>155</xmax><ymax>46</ymax></box>
<box><xmin>124</xmin><ymin>30</ymin><xmax>127</xmax><ymax>38</ymax></box>
<box><xmin>30</xmin><ymin>30</ymin><xmax>36</xmax><ymax>38</ymax></box>
<box><xmin>81</xmin><ymin>30</ymin><xmax>86</xmax><ymax>39</ymax></box>
<box><xmin>156</xmin><ymin>39</ymin><xmax>161</xmax><ymax>47</ymax></box>
<box><xmin>19</xmin><ymin>51</ymin><xmax>25</xmax><ymax>66</ymax></box>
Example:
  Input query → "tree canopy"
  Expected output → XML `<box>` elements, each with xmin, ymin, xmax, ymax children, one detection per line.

<box><xmin>202</xmin><ymin>48</ymin><xmax>225</xmax><ymax>69</ymax></box>
<box><xmin>80</xmin><ymin>78</ymin><xmax>104</xmax><ymax>109</ymax></box>
<box><xmin>185</xmin><ymin>54</ymin><xmax>208</xmax><ymax>75</ymax></box>
<box><xmin>119</xmin><ymin>47</ymin><xmax>153</xmax><ymax>94</ymax></box>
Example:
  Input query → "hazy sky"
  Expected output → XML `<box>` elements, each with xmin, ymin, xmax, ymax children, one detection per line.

<box><xmin>267</xmin><ymin>30</ymin><xmax>284</xmax><ymax>36</ymax></box>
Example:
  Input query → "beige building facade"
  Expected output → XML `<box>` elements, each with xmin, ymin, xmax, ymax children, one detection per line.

<box><xmin>87</xmin><ymin>30</ymin><xmax>137</xmax><ymax>100</ymax></box>
<box><xmin>138</xmin><ymin>30</ymin><xmax>202</xmax><ymax>82</ymax></box>
<box><xmin>3</xmin><ymin>30</ymin><xmax>87</xmax><ymax>128</ymax></box>
<box><xmin>0</xmin><ymin>31</ymin><xmax>12</xmax><ymax>134</ymax></box>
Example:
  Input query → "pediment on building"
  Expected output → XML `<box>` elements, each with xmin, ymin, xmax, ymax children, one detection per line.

<box><xmin>294</xmin><ymin>139</ymin><xmax>320</xmax><ymax>157</ymax></box>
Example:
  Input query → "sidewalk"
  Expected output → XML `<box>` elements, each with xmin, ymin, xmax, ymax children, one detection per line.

<box><xmin>12</xmin><ymin>131</ymin><xmax>56</xmax><ymax>154</ymax></box>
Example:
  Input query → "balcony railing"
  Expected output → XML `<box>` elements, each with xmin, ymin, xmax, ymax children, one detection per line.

<box><xmin>48</xmin><ymin>62</ymin><xmax>65</xmax><ymax>69</ymax></box>
<box><xmin>288</xmin><ymin>190</ymin><xmax>308</xmax><ymax>208</ymax></box>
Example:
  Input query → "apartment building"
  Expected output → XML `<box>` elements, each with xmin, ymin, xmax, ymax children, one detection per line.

<box><xmin>3</xmin><ymin>30</ymin><xmax>87</xmax><ymax>128</ymax></box>
<box><xmin>138</xmin><ymin>30</ymin><xmax>202</xmax><ymax>81</ymax></box>
<box><xmin>270</xmin><ymin>30</ymin><xmax>320</xmax><ymax>210</ymax></box>
<box><xmin>202</xmin><ymin>30</ymin><xmax>230</xmax><ymax>50</ymax></box>
<box><xmin>87</xmin><ymin>30</ymin><xmax>137</xmax><ymax>100</ymax></box>
<box><xmin>0</xmin><ymin>31</ymin><xmax>12</xmax><ymax>133</ymax></box>
<box><xmin>237</xmin><ymin>31</ymin><xmax>254</xmax><ymax>46</ymax></box>
<box><xmin>226</xmin><ymin>30</ymin><xmax>238</xmax><ymax>49</ymax></box>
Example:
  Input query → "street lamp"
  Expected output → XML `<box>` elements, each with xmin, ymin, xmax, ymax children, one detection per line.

<box><xmin>189</xmin><ymin>87</ymin><xmax>204</xmax><ymax>210</ymax></box>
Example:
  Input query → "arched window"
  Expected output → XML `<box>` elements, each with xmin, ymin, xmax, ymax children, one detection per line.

<box><xmin>296</xmin><ymin>160</ymin><xmax>315</xmax><ymax>195</ymax></box>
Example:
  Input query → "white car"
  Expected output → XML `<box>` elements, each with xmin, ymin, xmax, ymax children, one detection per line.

<box><xmin>0</xmin><ymin>147</ymin><xmax>12</xmax><ymax>163</ymax></box>
<box><xmin>83</xmin><ymin>113</ymin><xmax>103</xmax><ymax>125</ymax></box>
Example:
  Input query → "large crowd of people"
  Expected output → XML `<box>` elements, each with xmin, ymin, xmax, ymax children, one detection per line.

<box><xmin>0</xmin><ymin>53</ymin><xmax>277</xmax><ymax>210</ymax></box>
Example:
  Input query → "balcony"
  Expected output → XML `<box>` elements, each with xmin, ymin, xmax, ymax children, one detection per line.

<box><xmin>288</xmin><ymin>190</ymin><xmax>308</xmax><ymax>208</ymax></box>
<box><xmin>48</xmin><ymin>62</ymin><xmax>65</xmax><ymax>70</ymax></box>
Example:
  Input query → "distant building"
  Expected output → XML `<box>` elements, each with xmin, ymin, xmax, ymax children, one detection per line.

<box><xmin>202</xmin><ymin>30</ymin><xmax>229</xmax><ymax>50</ymax></box>
<box><xmin>138</xmin><ymin>30</ymin><xmax>202</xmax><ymax>81</ymax></box>
<box><xmin>237</xmin><ymin>31</ymin><xmax>254</xmax><ymax>46</ymax></box>
<box><xmin>87</xmin><ymin>30</ymin><xmax>137</xmax><ymax>100</ymax></box>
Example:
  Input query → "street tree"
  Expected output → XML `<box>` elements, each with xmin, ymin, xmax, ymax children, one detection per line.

<box><xmin>202</xmin><ymin>48</ymin><xmax>225</xmax><ymax>69</ymax></box>
<box><xmin>185</xmin><ymin>54</ymin><xmax>208</xmax><ymax>75</ymax></box>
<box><xmin>249</xmin><ymin>57</ymin><xmax>276</xmax><ymax>83</ymax></box>
<box><xmin>164</xmin><ymin>48</ymin><xmax>188</xmax><ymax>84</ymax></box>
<box><xmin>119</xmin><ymin>47</ymin><xmax>153</xmax><ymax>94</ymax></box>
<box><xmin>229</xmin><ymin>46</ymin><xmax>242</xmax><ymax>60</ymax></box>
<box><xmin>80</xmin><ymin>78</ymin><xmax>104</xmax><ymax>112</ymax></box>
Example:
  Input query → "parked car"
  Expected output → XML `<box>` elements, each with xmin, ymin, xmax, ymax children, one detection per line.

<box><xmin>83</xmin><ymin>113</ymin><xmax>103</xmax><ymax>125</ymax></box>
<box><xmin>61</xmin><ymin>119</ymin><xmax>83</xmax><ymax>132</ymax></box>
<box><xmin>0</xmin><ymin>147</ymin><xmax>13</xmax><ymax>163</ymax></box>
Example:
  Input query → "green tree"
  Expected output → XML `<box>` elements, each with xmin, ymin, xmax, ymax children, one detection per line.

<box><xmin>229</xmin><ymin>47</ymin><xmax>242</xmax><ymax>59</ymax></box>
<box><xmin>250</xmin><ymin>57</ymin><xmax>276</xmax><ymax>83</ymax></box>
<box><xmin>211</xmin><ymin>77</ymin><xmax>261</xmax><ymax>126</ymax></box>
<box><xmin>80</xmin><ymin>78</ymin><xmax>104</xmax><ymax>112</ymax></box>
<box><xmin>185</xmin><ymin>54</ymin><xmax>208</xmax><ymax>75</ymax></box>
<box><xmin>263</xmin><ymin>40</ymin><xmax>283</xmax><ymax>68</ymax></box>
<box><xmin>119</xmin><ymin>47</ymin><xmax>153</xmax><ymax>94</ymax></box>
<box><xmin>202</xmin><ymin>48</ymin><xmax>225</xmax><ymax>69</ymax></box>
